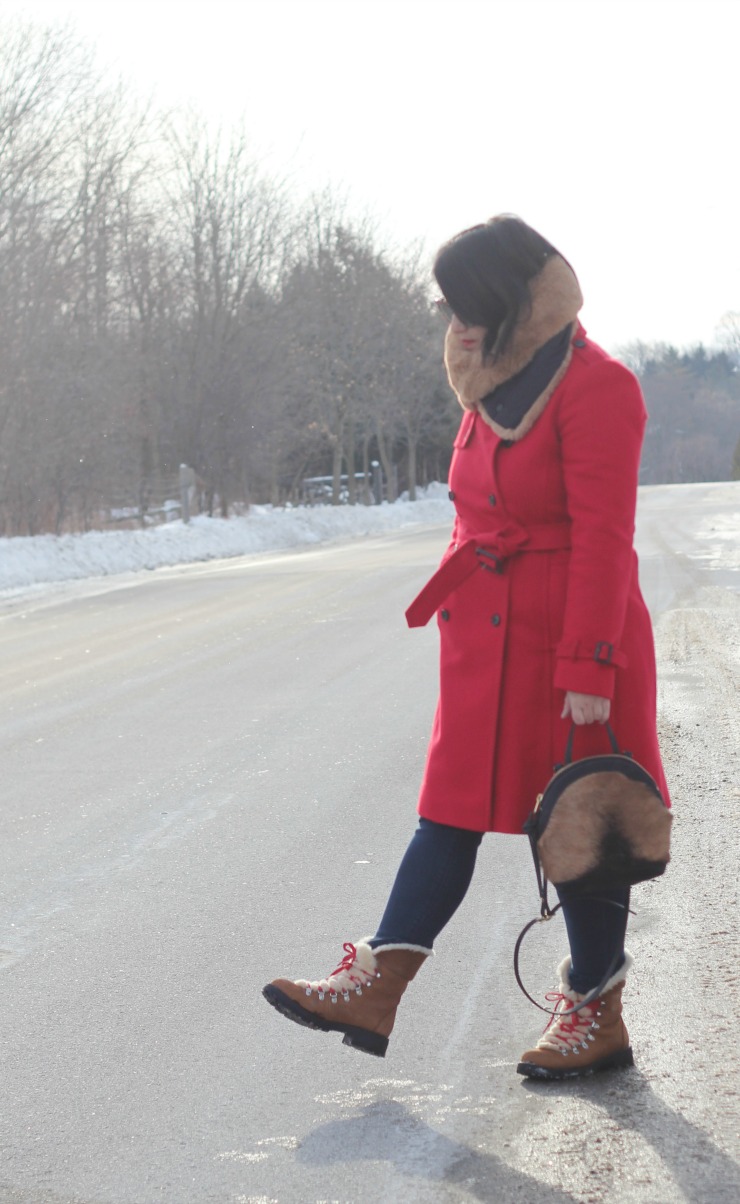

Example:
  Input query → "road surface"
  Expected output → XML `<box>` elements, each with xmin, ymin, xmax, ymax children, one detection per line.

<box><xmin>0</xmin><ymin>482</ymin><xmax>738</xmax><ymax>1203</ymax></box>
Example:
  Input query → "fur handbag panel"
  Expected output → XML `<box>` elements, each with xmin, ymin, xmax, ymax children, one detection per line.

<box><xmin>525</xmin><ymin>728</ymin><xmax>671</xmax><ymax>895</ymax></box>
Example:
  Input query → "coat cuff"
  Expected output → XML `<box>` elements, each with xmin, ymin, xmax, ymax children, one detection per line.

<box><xmin>554</xmin><ymin>658</ymin><xmax>617</xmax><ymax>698</ymax></box>
<box><xmin>556</xmin><ymin>637</ymin><xmax>628</xmax><ymax>668</ymax></box>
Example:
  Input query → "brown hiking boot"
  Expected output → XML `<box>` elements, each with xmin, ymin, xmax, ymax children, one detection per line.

<box><xmin>517</xmin><ymin>953</ymin><xmax>634</xmax><ymax>1080</ymax></box>
<box><xmin>262</xmin><ymin>939</ymin><xmax>429</xmax><ymax>1057</ymax></box>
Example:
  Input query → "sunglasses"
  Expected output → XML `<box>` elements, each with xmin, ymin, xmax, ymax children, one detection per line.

<box><xmin>434</xmin><ymin>298</ymin><xmax>481</xmax><ymax>328</ymax></box>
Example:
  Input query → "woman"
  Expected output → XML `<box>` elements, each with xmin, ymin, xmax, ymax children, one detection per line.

<box><xmin>263</xmin><ymin>215</ymin><xmax>670</xmax><ymax>1080</ymax></box>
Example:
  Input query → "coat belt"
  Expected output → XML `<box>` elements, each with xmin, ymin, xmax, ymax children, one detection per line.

<box><xmin>405</xmin><ymin>523</ymin><xmax>572</xmax><ymax>628</ymax></box>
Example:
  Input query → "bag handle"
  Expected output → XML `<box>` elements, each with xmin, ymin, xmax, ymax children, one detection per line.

<box><xmin>562</xmin><ymin>720</ymin><xmax>621</xmax><ymax>766</ymax></box>
<box><xmin>513</xmin><ymin>899</ymin><xmax>632</xmax><ymax>1017</ymax></box>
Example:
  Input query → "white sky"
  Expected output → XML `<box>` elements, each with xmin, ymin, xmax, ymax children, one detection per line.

<box><xmin>1</xmin><ymin>0</ymin><xmax>738</xmax><ymax>350</ymax></box>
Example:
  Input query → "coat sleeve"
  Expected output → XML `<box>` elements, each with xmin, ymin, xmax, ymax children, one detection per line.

<box><xmin>554</xmin><ymin>357</ymin><xmax>647</xmax><ymax>698</ymax></box>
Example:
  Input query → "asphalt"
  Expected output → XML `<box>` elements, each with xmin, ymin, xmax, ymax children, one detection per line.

<box><xmin>0</xmin><ymin>483</ymin><xmax>738</xmax><ymax>1203</ymax></box>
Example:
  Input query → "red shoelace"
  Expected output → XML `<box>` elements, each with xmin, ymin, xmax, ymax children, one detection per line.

<box><xmin>328</xmin><ymin>942</ymin><xmax>359</xmax><ymax>978</ymax></box>
<box><xmin>538</xmin><ymin>991</ymin><xmax>600</xmax><ymax>1052</ymax></box>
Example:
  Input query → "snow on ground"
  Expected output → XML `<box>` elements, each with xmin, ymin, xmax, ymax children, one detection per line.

<box><xmin>3</xmin><ymin>480</ymin><xmax>738</xmax><ymax>602</ymax></box>
<box><xmin>0</xmin><ymin>485</ymin><xmax>454</xmax><ymax>596</ymax></box>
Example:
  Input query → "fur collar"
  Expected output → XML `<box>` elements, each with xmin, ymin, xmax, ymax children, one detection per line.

<box><xmin>444</xmin><ymin>254</ymin><xmax>583</xmax><ymax>442</ymax></box>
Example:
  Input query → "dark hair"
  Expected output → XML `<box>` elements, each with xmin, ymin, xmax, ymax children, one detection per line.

<box><xmin>433</xmin><ymin>215</ymin><xmax>559</xmax><ymax>357</ymax></box>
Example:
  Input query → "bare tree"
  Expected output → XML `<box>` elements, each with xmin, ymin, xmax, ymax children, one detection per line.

<box><xmin>279</xmin><ymin>201</ymin><xmax>437</xmax><ymax>504</ymax></box>
<box><xmin>162</xmin><ymin>115</ymin><xmax>289</xmax><ymax>512</ymax></box>
<box><xmin>0</xmin><ymin>21</ymin><xmax>103</xmax><ymax>531</ymax></box>
<box><xmin>0</xmin><ymin>20</ymin><xmax>455</xmax><ymax>533</ymax></box>
<box><xmin>715</xmin><ymin>311</ymin><xmax>740</xmax><ymax>366</ymax></box>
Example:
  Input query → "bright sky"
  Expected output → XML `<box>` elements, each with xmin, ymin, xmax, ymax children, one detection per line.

<box><xmin>1</xmin><ymin>0</ymin><xmax>738</xmax><ymax>350</ymax></box>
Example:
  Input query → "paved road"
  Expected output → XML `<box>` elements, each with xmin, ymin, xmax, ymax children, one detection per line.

<box><xmin>0</xmin><ymin>484</ymin><xmax>738</xmax><ymax>1204</ymax></box>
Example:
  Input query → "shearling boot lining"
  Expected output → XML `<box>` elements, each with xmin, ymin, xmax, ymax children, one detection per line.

<box><xmin>558</xmin><ymin>950</ymin><xmax>634</xmax><ymax>1000</ymax></box>
<box><xmin>368</xmin><ymin>941</ymin><xmax>434</xmax><ymax>956</ymax></box>
<box><xmin>444</xmin><ymin>253</ymin><xmax>583</xmax><ymax>442</ymax></box>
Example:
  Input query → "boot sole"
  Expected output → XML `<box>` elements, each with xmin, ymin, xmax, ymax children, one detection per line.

<box><xmin>262</xmin><ymin>984</ymin><xmax>389</xmax><ymax>1058</ymax></box>
<box><xmin>516</xmin><ymin>1046</ymin><xmax>634</xmax><ymax>1080</ymax></box>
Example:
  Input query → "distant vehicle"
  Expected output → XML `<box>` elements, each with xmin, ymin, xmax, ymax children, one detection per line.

<box><xmin>300</xmin><ymin>474</ymin><xmax>374</xmax><ymax>505</ymax></box>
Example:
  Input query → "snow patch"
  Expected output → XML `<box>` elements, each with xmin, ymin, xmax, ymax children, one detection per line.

<box><xmin>0</xmin><ymin>486</ymin><xmax>453</xmax><ymax>595</ymax></box>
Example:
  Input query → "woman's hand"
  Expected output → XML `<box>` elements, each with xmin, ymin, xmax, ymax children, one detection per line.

<box><xmin>562</xmin><ymin>691</ymin><xmax>611</xmax><ymax>725</ymax></box>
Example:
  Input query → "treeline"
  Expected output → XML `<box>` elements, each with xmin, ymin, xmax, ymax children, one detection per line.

<box><xmin>0</xmin><ymin>22</ymin><xmax>454</xmax><ymax>535</ymax></box>
<box><xmin>1</xmin><ymin>23</ymin><xmax>738</xmax><ymax>537</ymax></box>
<box><xmin>620</xmin><ymin>335</ymin><xmax>740</xmax><ymax>484</ymax></box>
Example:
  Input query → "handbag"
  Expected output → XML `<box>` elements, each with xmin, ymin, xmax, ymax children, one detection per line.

<box><xmin>514</xmin><ymin>723</ymin><xmax>671</xmax><ymax>1014</ymax></box>
<box><xmin>525</xmin><ymin>722</ymin><xmax>671</xmax><ymax>901</ymax></box>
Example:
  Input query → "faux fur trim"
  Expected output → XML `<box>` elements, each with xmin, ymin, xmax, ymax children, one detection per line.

<box><xmin>558</xmin><ymin>950</ymin><xmax>634</xmax><ymax>999</ymax></box>
<box><xmin>444</xmin><ymin>254</ymin><xmax>583</xmax><ymax>442</ymax></box>
<box><xmin>538</xmin><ymin>772</ymin><xmax>672</xmax><ymax>886</ymax></box>
<box><xmin>366</xmin><ymin>939</ymin><xmax>434</xmax><ymax>957</ymax></box>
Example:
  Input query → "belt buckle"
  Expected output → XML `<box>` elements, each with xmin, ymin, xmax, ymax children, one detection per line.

<box><xmin>475</xmin><ymin>546</ymin><xmax>503</xmax><ymax>574</ymax></box>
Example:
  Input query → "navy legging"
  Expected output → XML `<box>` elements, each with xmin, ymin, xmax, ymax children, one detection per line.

<box><xmin>370</xmin><ymin>817</ymin><xmax>629</xmax><ymax>994</ymax></box>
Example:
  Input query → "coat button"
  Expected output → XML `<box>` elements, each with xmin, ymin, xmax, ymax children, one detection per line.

<box><xmin>491</xmin><ymin>614</ymin><xmax>501</xmax><ymax>626</ymax></box>
<box><xmin>573</xmin><ymin>338</ymin><xmax>586</xmax><ymax>348</ymax></box>
<box><xmin>448</xmin><ymin>489</ymin><xmax>456</xmax><ymax>501</ymax></box>
<box><xmin>440</xmin><ymin>609</ymin><xmax>450</xmax><ymax>621</ymax></box>
<box><xmin>488</xmin><ymin>493</ymin><xmax>497</xmax><ymax>506</ymax></box>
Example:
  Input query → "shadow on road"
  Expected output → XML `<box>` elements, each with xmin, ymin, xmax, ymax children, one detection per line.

<box><xmin>522</xmin><ymin>1068</ymin><xmax>740</xmax><ymax>1203</ymax></box>
<box><xmin>297</xmin><ymin>1097</ymin><xmax>581</xmax><ymax>1202</ymax></box>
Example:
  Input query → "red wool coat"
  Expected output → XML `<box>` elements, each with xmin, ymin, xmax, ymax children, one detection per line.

<box><xmin>408</xmin><ymin>326</ymin><xmax>670</xmax><ymax>835</ymax></box>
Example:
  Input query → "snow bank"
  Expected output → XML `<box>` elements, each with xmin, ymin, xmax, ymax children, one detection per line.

<box><xmin>4</xmin><ymin>480</ymin><xmax>737</xmax><ymax>599</ymax></box>
<box><xmin>0</xmin><ymin>485</ymin><xmax>454</xmax><ymax>594</ymax></box>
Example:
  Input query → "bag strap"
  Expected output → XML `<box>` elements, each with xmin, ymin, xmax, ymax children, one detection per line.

<box><xmin>525</xmin><ymin>812</ymin><xmax>554</xmax><ymax>919</ymax></box>
<box><xmin>513</xmin><ymin>897</ymin><xmax>632</xmax><ymax>1016</ymax></box>
<box><xmin>562</xmin><ymin>720</ymin><xmax>621</xmax><ymax>765</ymax></box>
